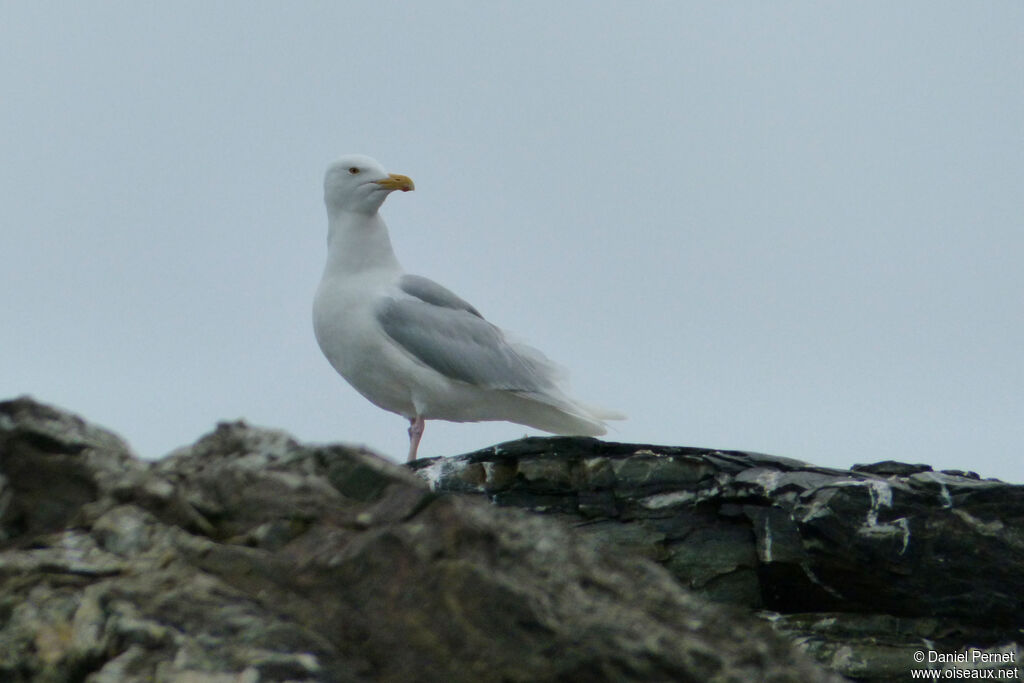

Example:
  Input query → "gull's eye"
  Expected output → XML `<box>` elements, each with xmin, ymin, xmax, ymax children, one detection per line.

<box><xmin>348</xmin><ymin>167</ymin><xmax>360</xmax><ymax>175</ymax></box>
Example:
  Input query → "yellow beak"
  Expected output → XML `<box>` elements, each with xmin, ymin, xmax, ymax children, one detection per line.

<box><xmin>375</xmin><ymin>173</ymin><xmax>415</xmax><ymax>192</ymax></box>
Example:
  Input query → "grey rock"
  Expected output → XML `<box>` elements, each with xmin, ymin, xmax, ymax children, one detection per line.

<box><xmin>411</xmin><ymin>436</ymin><xmax>1024</xmax><ymax>683</ymax></box>
<box><xmin>0</xmin><ymin>397</ymin><xmax>839</xmax><ymax>683</ymax></box>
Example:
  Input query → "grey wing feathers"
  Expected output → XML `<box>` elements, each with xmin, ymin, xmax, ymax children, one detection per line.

<box><xmin>399</xmin><ymin>274</ymin><xmax>482</xmax><ymax>318</ymax></box>
<box><xmin>376</xmin><ymin>297</ymin><xmax>558</xmax><ymax>393</ymax></box>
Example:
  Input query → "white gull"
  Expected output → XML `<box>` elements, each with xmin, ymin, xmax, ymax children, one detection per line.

<box><xmin>313</xmin><ymin>154</ymin><xmax>622</xmax><ymax>461</ymax></box>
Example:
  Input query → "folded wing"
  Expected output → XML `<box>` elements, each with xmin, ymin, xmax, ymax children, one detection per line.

<box><xmin>377</xmin><ymin>296</ymin><xmax>558</xmax><ymax>394</ymax></box>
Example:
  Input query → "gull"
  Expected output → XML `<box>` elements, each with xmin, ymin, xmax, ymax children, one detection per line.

<box><xmin>313</xmin><ymin>154</ymin><xmax>622</xmax><ymax>461</ymax></box>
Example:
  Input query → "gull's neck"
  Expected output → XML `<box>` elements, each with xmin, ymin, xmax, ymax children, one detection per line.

<box><xmin>324</xmin><ymin>209</ymin><xmax>401</xmax><ymax>275</ymax></box>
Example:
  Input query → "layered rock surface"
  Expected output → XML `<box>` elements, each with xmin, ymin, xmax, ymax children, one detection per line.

<box><xmin>410</xmin><ymin>438</ymin><xmax>1024</xmax><ymax>682</ymax></box>
<box><xmin>0</xmin><ymin>397</ymin><xmax>840</xmax><ymax>683</ymax></box>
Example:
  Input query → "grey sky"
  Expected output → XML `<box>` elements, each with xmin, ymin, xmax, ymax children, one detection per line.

<box><xmin>3</xmin><ymin>3</ymin><xmax>1021</xmax><ymax>482</ymax></box>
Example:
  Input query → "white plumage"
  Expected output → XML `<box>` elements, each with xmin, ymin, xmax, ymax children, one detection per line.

<box><xmin>313</xmin><ymin>154</ymin><xmax>622</xmax><ymax>461</ymax></box>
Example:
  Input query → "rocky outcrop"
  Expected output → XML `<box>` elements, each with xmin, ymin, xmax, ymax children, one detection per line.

<box><xmin>0</xmin><ymin>397</ymin><xmax>841</xmax><ymax>683</ymax></box>
<box><xmin>409</xmin><ymin>438</ymin><xmax>1024</xmax><ymax>682</ymax></box>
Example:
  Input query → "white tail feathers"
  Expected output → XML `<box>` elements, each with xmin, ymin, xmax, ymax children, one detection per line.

<box><xmin>506</xmin><ymin>390</ymin><xmax>625</xmax><ymax>436</ymax></box>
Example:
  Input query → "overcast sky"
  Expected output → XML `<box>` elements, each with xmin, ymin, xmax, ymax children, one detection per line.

<box><xmin>3</xmin><ymin>3</ymin><xmax>1021</xmax><ymax>483</ymax></box>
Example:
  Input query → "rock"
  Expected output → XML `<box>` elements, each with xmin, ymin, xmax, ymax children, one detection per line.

<box><xmin>0</xmin><ymin>397</ymin><xmax>840</xmax><ymax>683</ymax></box>
<box><xmin>410</xmin><ymin>437</ymin><xmax>1024</xmax><ymax>682</ymax></box>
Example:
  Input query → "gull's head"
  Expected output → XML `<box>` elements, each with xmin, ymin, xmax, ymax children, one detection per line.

<box><xmin>324</xmin><ymin>154</ymin><xmax>414</xmax><ymax>215</ymax></box>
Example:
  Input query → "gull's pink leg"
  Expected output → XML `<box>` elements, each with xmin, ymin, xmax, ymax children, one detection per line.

<box><xmin>407</xmin><ymin>416</ymin><xmax>425</xmax><ymax>462</ymax></box>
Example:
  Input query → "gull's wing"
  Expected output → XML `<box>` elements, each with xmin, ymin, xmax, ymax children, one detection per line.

<box><xmin>399</xmin><ymin>274</ymin><xmax>482</xmax><ymax>318</ymax></box>
<box><xmin>376</xmin><ymin>292</ymin><xmax>558</xmax><ymax>393</ymax></box>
